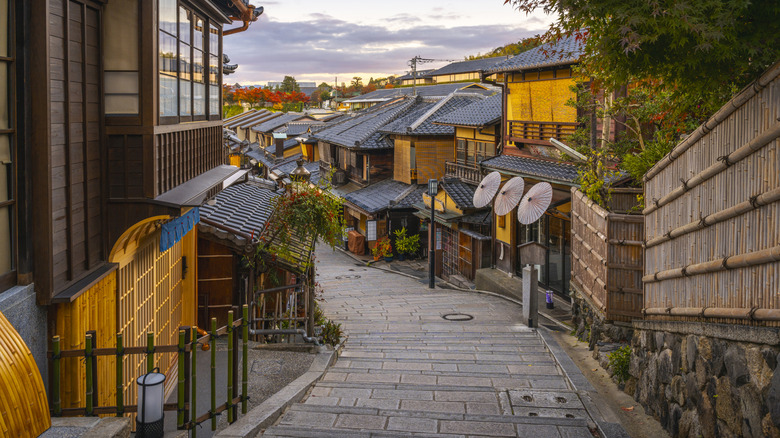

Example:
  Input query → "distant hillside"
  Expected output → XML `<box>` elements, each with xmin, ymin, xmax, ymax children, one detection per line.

<box><xmin>467</xmin><ymin>36</ymin><xmax>542</xmax><ymax>60</ymax></box>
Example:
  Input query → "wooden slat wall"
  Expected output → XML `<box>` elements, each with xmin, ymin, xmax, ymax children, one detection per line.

<box><xmin>117</xmin><ymin>230</ymin><xmax>184</xmax><ymax>411</ymax></box>
<box><xmin>415</xmin><ymin>139</ymin><xmax>451</xmax><ymax>182</ymax></box>
<box><xmin>393</xmin><ymin>139</ymin><xmax>412</xmax><ymax>183</ymax></box>
<box><xmin>55</xmin><ymin>271</ymin><xmax>117</xmax><ymax>409</ymax></box>
<box><xmin>571</xmin><ymin>188</ymin><xmax>644</xmax><ymax>322</ymax></box>
<box><xmin>643</xmin><ymin>65</ymin><xmax>780</xmax><ymax>327</ymax></box>
<box><xmin>48</xmin><ymin>0</ymin><xmax>104</xmax><ymax>289</ymax></box>
<box><xmin>155</xmin><ymin>124</ymin><xmax>223</xmax><ymax>195</ymax></box>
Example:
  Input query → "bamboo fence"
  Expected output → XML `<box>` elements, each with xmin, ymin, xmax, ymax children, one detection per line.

<box><xmin>571</xmin><ymin>188</ymin><xmax>644</xmax><ymax>322</ymax></box>
<box><xmin>643</xmin><ymin>61</ymin><xmax>780</xmax><ymax>326</ymax></box>
<box><xmin>49</xmin><ymin>307</ymin><xmax>250</xmax><ymax>436</ymax></box>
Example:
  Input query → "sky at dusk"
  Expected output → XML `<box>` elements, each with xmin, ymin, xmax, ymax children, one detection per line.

<box><xmin>222</xmin><ymin>0</ymin><xmax>554</xmax><ymax>87</ymax></box>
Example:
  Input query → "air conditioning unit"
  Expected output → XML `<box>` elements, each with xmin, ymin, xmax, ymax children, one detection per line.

<box><xmin>332</xmin><ymin>169</ymin><xmax>347</xmax><ymax>185</ymax></box>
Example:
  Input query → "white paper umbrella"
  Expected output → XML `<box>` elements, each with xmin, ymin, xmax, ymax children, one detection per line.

<box><xmin>472</xmin><ymin>171</ymin><xmax>502</xmax><ymax>208</ymax></box>
<box><xmin>517</xmin><ymin>182</ymin><xmax>553</xmax><ymax>224</ymax></box>
<box><xmin>493</xmin><ymin>177</ymin><xmax>525</xmax><ymax>216</ymax></box>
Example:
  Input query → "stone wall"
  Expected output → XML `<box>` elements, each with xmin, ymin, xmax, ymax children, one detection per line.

<box><xmin>0</xmin><ymin>284</ymin><xmax>48</xmax><ymax>388</ymax></box>
<box><xmin>571</xmin><ymin>292</ymin><xmax>633</xmax><ymax>347</ymax></box>
<box><xmin>630</xmin><ymin>323</ymin><xmax>780</xmax><ymax>438</ymax></box>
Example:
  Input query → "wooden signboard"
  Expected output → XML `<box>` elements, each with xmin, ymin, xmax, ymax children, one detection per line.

<box><xmin>517</xmin><ymin>241</ymin><xmax>548</xmax><ymax>266</ymax></box>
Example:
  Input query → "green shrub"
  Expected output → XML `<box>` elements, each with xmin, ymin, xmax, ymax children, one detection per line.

<box><xmin>321</xmin><ymin>320</ymin><xmax>343</xmax><ymax>347</ymax></box>
<box><xmin>393</xmin><ymin>227</ymin><xmax>420</xmax><ymax>256</ymax></box>
<box><xmin>608</xmin><ymin>345</ymin><xmax>632</xmax><ymax>383</ymax></box>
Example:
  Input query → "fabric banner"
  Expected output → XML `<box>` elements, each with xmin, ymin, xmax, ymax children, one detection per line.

<box><xmin>160</xmin><ymin>207</ymin><xmax>200</xmax><ymax>253</ymax></box>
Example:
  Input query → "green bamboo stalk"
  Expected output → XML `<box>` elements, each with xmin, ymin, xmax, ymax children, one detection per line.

<box><xmin>191</xmin><ymin>327</ymin><xmax>198</xmax><ymax>438</ymax></box>
<box><xmin>242</xmin><ymin>305</ymin><xmax>248</xmax><ymax>414</ymax></box>
<box><xmin>227</xmin><ymin>310</ymin><xmax>234</xmax><ymax>423</ymax></box>
<box><xmin>52</xmin><ymin>336</ymin><xmax>61</xmax><ymax>417</ymax></box>
<box><xmin>85</xmin><ymin>333</ymin><xmax>94</xmax><ymax>416</ymax></box>
<box><xmin>177</xmin><ymin>329</ymin><xmax>185</xmax><ymax>429</ymax></box>
<box><xmin>210</xmin><ymin>318</ymin><xmax>217</xmax><ymax>431</ymax></box>
<box><xmin>146</xmin><ymin>332</ymin><xmax>154</xmax><ymax>374</ymax></box>
<box><xmin>116</xmin><ymin>333</ymin><xmax>124</xmax><ymax>417</ymax></box>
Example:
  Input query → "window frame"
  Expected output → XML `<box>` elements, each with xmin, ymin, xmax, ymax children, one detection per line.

<box><xmin>0</xmin><ymin>0</ymin><xmax>16</xmax><ymax>292</ymax></box>
<box><xmin>158</xmin><ymin>0</ymin><xmax>222</xmax><ymax>125</ymax></box>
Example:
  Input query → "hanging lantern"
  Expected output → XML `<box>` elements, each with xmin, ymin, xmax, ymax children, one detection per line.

<box><xmin>136</xmin><ymin>367</ymin><xmax>166</xmax><ymax>438</ymax></box>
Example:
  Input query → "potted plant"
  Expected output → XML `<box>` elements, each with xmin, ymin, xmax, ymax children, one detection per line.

<box><xmin>371</xmin><ymin>236</ymin><xmax>393</xmax><ymax>262</ymax></box>
<box><xmin>393</xmin><ymin>227</ymin><xmax>420</xmax><ymax>261</ymax></box>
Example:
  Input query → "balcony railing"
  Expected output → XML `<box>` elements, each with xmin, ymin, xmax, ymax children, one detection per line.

<box><xmin>444</xmin><ymin>162</ymin><xmax>481</xmax><ymax>185</ymax></box>
<box><xmin>508</xmin><ymin>120</ymin><xmax>578</xmax><ymax>144</ymax></box>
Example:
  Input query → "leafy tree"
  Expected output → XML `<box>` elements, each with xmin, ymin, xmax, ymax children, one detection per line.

<box><xmin>280</xmin><ymin>75</ymin><xmax>300</xmax><ymax>93</ymax></box>
<box><xmin>350</xmin><ymin>76</ymin><xmax>363</xmax><ymax>91</ymax></box>
<box><xmin>467</xmin><ymin>36</ymin><xmax>542</xmax><ymax>60</ymax></box>
<box><xmin>503</xmin><ymin>0</ymin><xmax>780</xmax><ymax>104</ymax></box>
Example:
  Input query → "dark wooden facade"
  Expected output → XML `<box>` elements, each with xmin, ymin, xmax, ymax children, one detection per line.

<box><xmin>28</xmin><ymin>0</ymin><xmax>230</xmax><ymax>304</ymax></box>
<box><xmin>318</xmin><ymin>141</ymin><xmax>393</xmax><ymax>187</ymax></box>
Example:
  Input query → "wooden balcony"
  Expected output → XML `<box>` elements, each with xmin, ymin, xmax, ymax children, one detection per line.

<box><xmin>444</xmin><ymin>162</ymin><xmax>481</xmax><ymax>185</ymax></box>
<box><xmin>508</xmin><ymin>120</ymin><xmax>578</xmax><ymax>144</ymax></box>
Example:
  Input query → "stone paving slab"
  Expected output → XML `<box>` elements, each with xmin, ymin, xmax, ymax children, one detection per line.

<box><xmin>258</xmin><ymin>247</ymin><xmax>616</xmax><ymax>437</ymax></box>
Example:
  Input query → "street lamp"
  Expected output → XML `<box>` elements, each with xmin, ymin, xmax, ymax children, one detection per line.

<box><xmin>136</xmin><ymin>368</ymin><xmax>166</xmax><ymax>438</ymax></box>
<box><xmin>428</xmin><ymin>179</ymin><xmax>438</xmax><ymax>289</ymax></box>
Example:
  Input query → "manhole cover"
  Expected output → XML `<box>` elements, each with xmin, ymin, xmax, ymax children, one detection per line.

<box><xmin>441</xmin><ymin>313</ymin><xmax>474</xmax><ymax>321</ymax></box>
<box><xmin>334</xmin><ymin>274</ymin><xmax>361</xmax><ymax>279</ymax></box>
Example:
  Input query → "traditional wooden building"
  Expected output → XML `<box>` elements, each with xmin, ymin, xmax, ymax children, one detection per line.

<box><xmin>427</xmin><ymin>56</ymin><xmax>508</xmax><ymax>84</ymax></box>
<box><xmin>0</xmin><ymin>0</ymin><xmax>261</xmax><ymax>424</ymax></box>
<box><xmin>251</xmin><ymin>113</ymin><xmax>315</xmax><ymax>146</ymax></box>
<box><xmin>397</xmin><ymin>69</ymin><xmax>435</xmax><ymax>86</ymax></box>
<box><xmin>341</xmin><ymin>82</ymin><xmax>493</xmax><ymax>112</ymax></box>
<box><xmin>473</xmin><ymin>35</ymin><xmax>585</xmax><ymax>295</ymax></box>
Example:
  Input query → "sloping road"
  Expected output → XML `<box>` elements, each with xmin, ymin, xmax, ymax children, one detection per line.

<box><xmin>262</xmin><ymin>247</ymin><xmax>619</xmax><ymax>437</ymax></box>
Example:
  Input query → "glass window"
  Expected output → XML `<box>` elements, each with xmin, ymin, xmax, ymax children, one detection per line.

<box><xmin>159</xmin><ymin>3</ymin><xmax>219</xmax><ymax>120</ymax></box>
<box><xmin>456</xmin><ymin>139</ymin><xmax>466</xmax><ymax>165</ymax></box>
<box><xmin>193</xmin><ymin>83</ymin><xmax>205</xmax><ymax>116</ymax></box>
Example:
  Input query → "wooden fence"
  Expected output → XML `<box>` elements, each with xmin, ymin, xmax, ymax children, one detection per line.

<box><xmin>571</xmin><ymin>188</ymin><xmax>644</xmax><ymax>322</ymax></box>
<box><xmin>643</xmin><ymin>61</ymin><xmax>780</xmax><ymax>326</ymax></box>
<box><xmin>50</xmin><ymin>306</ymin><xmax>250</xmax><ymax>436</ymax></box>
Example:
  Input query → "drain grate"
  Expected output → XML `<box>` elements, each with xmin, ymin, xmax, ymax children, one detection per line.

<box><xmin>441</xmin><ymin>313</ymin><xmax>474</xmax><ymax>321</ymax></box>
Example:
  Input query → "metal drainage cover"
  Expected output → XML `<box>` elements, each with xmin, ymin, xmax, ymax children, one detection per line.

<box><xmin>334</xmin><ymin>274</ymin><xmax>361</xmax><ymax>279</ymax></box>
<box><xmin>441</xmin><ymin>313</ymin><xmax>474</xmax><ymax>321</ymax></box>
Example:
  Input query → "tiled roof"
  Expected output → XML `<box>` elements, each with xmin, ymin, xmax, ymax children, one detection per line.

<box><xmin>343</xmin><ymin>82</ymin><xmax>495</xmax><ymax>103</ymax></box>
<box><xmin>459</xmin><ymin>209</ymin><xmax>492</xmax><ymax>225</ymax></box>
<box><xmin>271</xmin><ymin>156</ymin><xmax>319</xmax><ymax>177</ymax></box>
<box><xmin>251</xmin><ymin>113</ymin><xmax>308</xmax><ymax>133</ymax></box>
<box><xmin>433</xmin><ymin>92</ymin><xmax>502</xmax><ymax>127</ymax></box>
<box><xmin>344</xmin><ymin>179</ymin><xmax>424</xmax><ymax>214</ymax></box>
<box><xmin>486</xmin><ymin>34</ymin><xmax>584</xmax><ymax>73</ymax></box>
<box><xmin>396</xmin><ymin>184</ymin><xmax>427</xmax><ymax>208</ymax></box>
<box><xmin>313</xmin><ymin>99</ymin><xmax>415</xmax><ymax>149</ymax></box>
<box><xmin>481</xmin><ymin>154</ymin><xmax>580</xmax><ymax>184</ymax></box>
<box><xmin>223</xmin><ymin>109</ymin><xmax>257</xmax><ymax>124</ymax></box>
<box><xmin>396</xmin><ymin>69</ymin><xmax>435</xmax><ymax>81</ymax></box>
<box><xmin>224</xmin><ymin>110</ymin><xmax>266</xmax><ymax>129</ymax></box>
<box><xmin>235</xmin><ymin>111</ymin><xmax>279</xmax><ymax>130</ymax></box>
<box><xmin>245</xmin><ymin>144</ymin><xmax>276</xmax><ymax>169</ymax></box>
<box><xmin>428</xmin><ymin>56</ymin><xmax>509</xmax><ymax>76</ymax></box>
<box><xmin>381</xmin><ymin>94</ymin><xmax>485</xmax><ymax>136</ymax></box>
<box><xmin>264</xmin><ymin>138</ymin><xmax>301</xmax><ymax>156</ymax></box>
<box><xmin>200</xmin><ymin>181</ymin><xmax>276</xmax><ymax>238</ymax></box>
<box><xmin>276</xmin><ymin>121</ymin><xmax>324</xmax><ymax>136</ymax></box>
<box><xmin>440</xmin><ymin>177</ymin><xmax>477</xmax><ymax>210</ymax></box>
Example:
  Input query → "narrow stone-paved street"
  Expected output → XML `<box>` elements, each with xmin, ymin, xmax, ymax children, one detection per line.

<box><xmin>262</xmin><ymin>247</ymin><xmax>618</xmax><ymax>437</ymax></box>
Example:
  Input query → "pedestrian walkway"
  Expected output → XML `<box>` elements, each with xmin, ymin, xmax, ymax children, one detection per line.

<box><xmin>261</xmin><ymin>247</ymin><xmax>619</xmax><ymax>437</ymax></box>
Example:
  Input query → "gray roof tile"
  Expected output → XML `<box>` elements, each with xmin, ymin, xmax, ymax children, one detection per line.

<box><xmin>251</xmin><ymin>113</ymin><xmax>308</xmax><ymax>133</ymax></box>
<box><xmin>344</xmin><ymin>179</ymin><xmax>424</xmax><ymax>214</ymax></box>
<box><xmin>428</xmin><ymin>56</ymin><xmax>509</xmax><ymax>76</ymax></box>
<box><xmin>313</xmin><ymin>99</ymin><xmax>415</xmax><ymax>149</ymax></box>
<box><xmin>433</xmin><ymin>92</ymin><xmax>502</xmax><ymax>127</ymax></box>
<box><xmin>344</xmin><ymin>82</ymin><xmax>495</xmax><ymax>103</ymax></box>
<box><xmin>486</xmin><ymin>34</ymin><xmax>584</xmax><ymax>73</ymax></box>
<box><xmin>440</xmin><ymin>177</ymin><xmax>477</xmax><ymax>209</ymax></box>
<box><xmin>380</xmin><ymin>94</ymin><xmax>485</xmax><ymax>136</ymax></box>
<box><xmin>481</xmin><ymin>154</ymin><xmax>580</xmax><ymax>184</ymax></box>
<box><xmin>200</xmin><ymin>182</ymin><xmax>276</xmax><ymax>237</ymax></box>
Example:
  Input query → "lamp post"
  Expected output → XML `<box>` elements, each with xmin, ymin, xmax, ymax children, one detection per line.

<box><xmin>428</xmin><ymin>179</ymin><xmax>438</xmax><ymax>289</ymax></box>
<box><xmin>136</xmin><ymin>368</ymin><xmax>166</xmax><ymax>438</ymax></box>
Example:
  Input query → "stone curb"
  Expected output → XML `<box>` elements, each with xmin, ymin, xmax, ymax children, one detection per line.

<box><xmin>537</xmin><ymin>329</ymin><xmax>630</xmax><ymax>438</ymax></box>
<box><xmin>335</xmin><ymin>247</ymin><xmax>573</xmax><ymax>331</ymax></box>
<box><xmin>215</xmin><ymin>343</ymin><xmax>342</xmax><ymax>438</ymax></box>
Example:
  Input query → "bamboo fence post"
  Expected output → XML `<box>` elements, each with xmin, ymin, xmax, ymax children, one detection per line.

<box><xmin>52</xmin><ymin>336</ymin><xmax>61</xmax><ymax>417</ymax></box>
<box><xmin>146</xmin><ymin>332</ymin><xmax>154</xmax><ymax>374</ymax></box>
<box><xmin>191</xmin><ymin>327</ymin><xmax>198</xmax><ymax>438</ymax></box>
<box><xmin>177</xmin><ymin>329</ymin><xmax>185</xmax><ymax>429</ymax></box>
<box><xmin>242</xmin><ymin>305</ymin><xmax>248</xmax><ymax>414</ymax></box>
<box><xmin>210</xmin><ymin>318</ymin><xmax>217</xmax><ymax>431</ymax></box>
<box><xmin>86</xmin><ymin>330</ymin><xmax>98</xmax><ymax>410</ymax></box>
<box><xmin>182</xmin><ymin>326</ymin><xmax>191</xmax><ymax>425</ymax></box>
<box><xmin>116</xmin><ymin>333</ymin><xmax>124</xmax><ymax>417</ymax></box>
<box><xmin>85</xmin><ymin>333</ymin><xmax>94</xmax><ymax>416</ymax></box>
<box><xmin>227</xmin><ymin>310</ymin><xmax>234</xmax><ymax>423</ymax></box>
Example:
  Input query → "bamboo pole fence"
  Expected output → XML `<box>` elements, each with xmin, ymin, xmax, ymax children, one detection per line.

<box><xmin>643</xmin><ymin>60</ymin><xmax>780</xmax><ymax>326</ymax></box>
<box><xmin>571</xmin><ymin>187</ymin><xmax>644</xmax><ymax>322</ymax></box>
<box><xmin>49</xmin><ymin>306</ymin><xmax>251</xmax><ymax>433</ymax></box>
